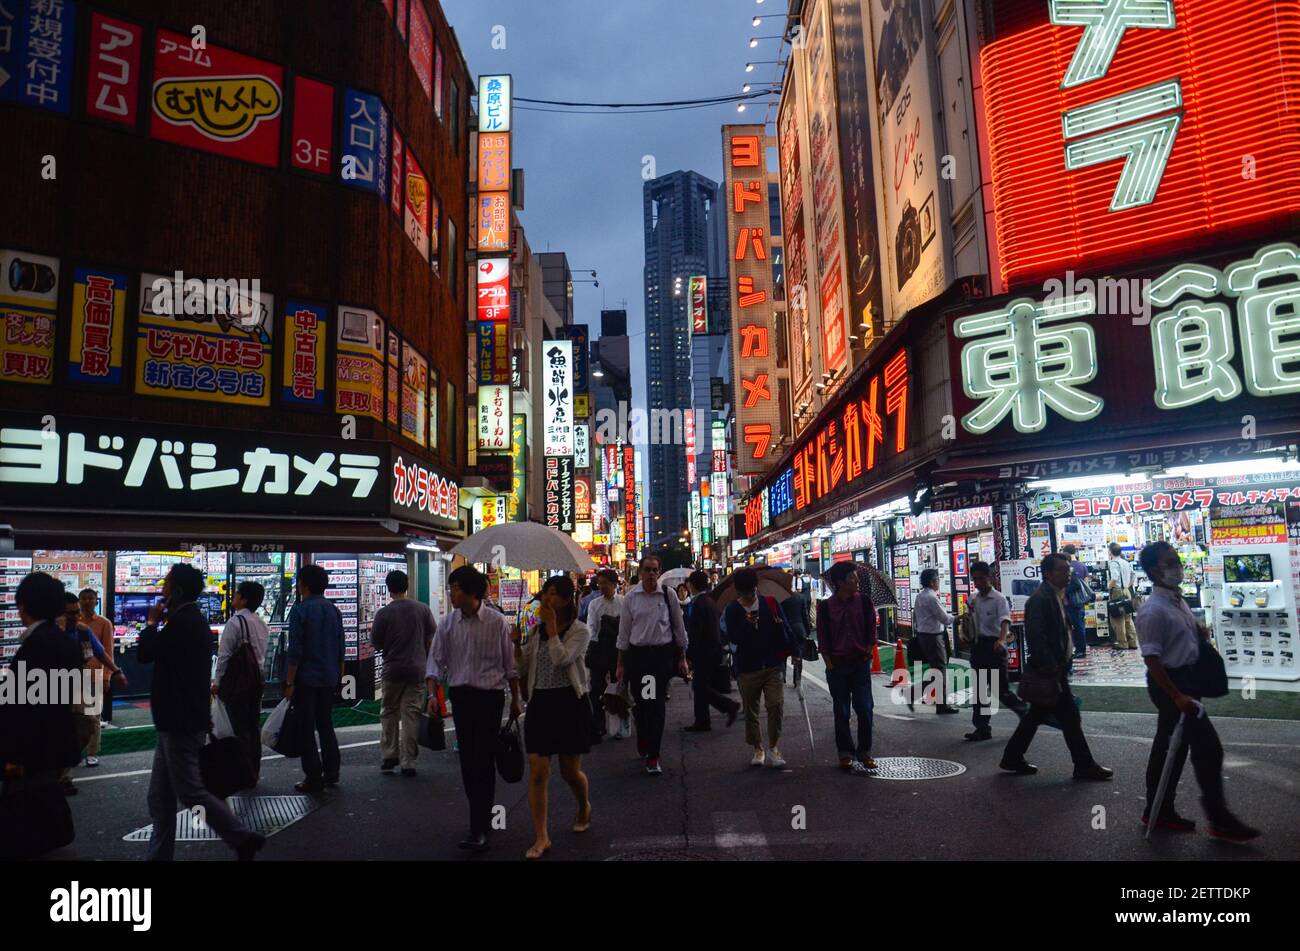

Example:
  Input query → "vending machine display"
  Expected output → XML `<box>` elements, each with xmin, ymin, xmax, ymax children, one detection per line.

<box><xmin>1214</xmin><ymin>546</ymin><xmax>1297</xmax><ymax>681</ymax></box>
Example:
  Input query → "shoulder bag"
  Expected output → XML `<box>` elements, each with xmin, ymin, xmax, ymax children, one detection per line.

<box><xmin>1017</xmin><ymin>666</ymin><xmax>1063</xmax><ymax>708</ymax></box>
<box><xmin>218</xmin><ymin>614</ymin><xmax>263</xmax><ymax>702</ymax></box>
<box><xmin>1167</xmin><ymin>639</ymin><xmax>1229</xmax><ymax>699</ymax></box>
<box><xmin>199</xmin><ymin>730</ymin><xmax>256</xmax><ymax>798</ymax></box>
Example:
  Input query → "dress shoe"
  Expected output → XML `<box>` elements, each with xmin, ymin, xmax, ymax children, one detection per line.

<box><xmin>1141</xmin><ymin>812</ymin><xmax>1196</xmax><ymax>832</ymax></box>
<box><xmin>401</xmin><ymin>767</ymin><xmax>417</xmax><ymax>777</ymax></box>
<box><xmin>964</xmin><ymin>730</ymin><xmax>993</xmax><ymax>742</ymax></box>
<box><xmin>682</xmin><ymin>723</ymin><xmax>712</xmax><ymax>733</ymax></box>
<box><xmin>725</xmin><ymin>706</ymin><xmax>738</xmax><ymax>727</ymax></box>
<box><xmin>294</xmin><ymin>779</ymin><xmax>325</xmax><ymax>793</ymax></box>
<box><xmin>1073</xmin><ymin>764</ymin><xmax>1114</xmax><ymax>781</ymax></box>
<box><xmin>999</xmin><ymin>759</ymin><xmax>1038</xmax><ymax>775</ymax></box>
<box><xmin>324</xmin><ymin>775</ymin><xmax>340</xmax><ymax>788</ymax></box>
<box><xmin>1208</xmin><ymin>817</ymin><xmax>1261</xmax><ymax>844</ymax></box>
<box><xmin>457</xmin><ymin>832</ymin><xmax>490</xmax><ymax>852</ymax></box>
<box><xmin>936</xmin><ymin>705</ymin><xmax>960</xmax><ymax>715</ymax></box>
<box><xmin>237</xmin><ymin>833</ymin><xmax>266</xmax><ymax>862</ymax></box>
<box><xmin>380</xmin><ymin>759</ymin><xmax>399</xmax><ymax>772</ymax></box>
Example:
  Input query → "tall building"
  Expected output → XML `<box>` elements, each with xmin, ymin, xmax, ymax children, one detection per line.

<box><xmin>537</xmin><ymin>251</ymin><xmax>574</xmax><ymax>326</ymax></box>
<box><xmin>642</xmin><ymin>170</ymin><xmax>721</xmax><ymax>541</ymax></box>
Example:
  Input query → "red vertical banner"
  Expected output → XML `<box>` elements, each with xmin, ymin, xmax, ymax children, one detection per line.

<box><xmin>290</xmin><ymin>76</ymin><xmax>334</xmax><ymax>175</ymax></box>
<box><xmin>86</xmin><ymin>13</ymin><xmax>143</xmax><ymax>127</ymax></box>
<box><xmin>389</xmin><ymin>127</ymin><xmax>404</xmax><ymax>218</ymax></box>
<box><xmin>408</xmin><ymin>0</ymin><xmax>434</xmax><ymax>101</ymax></box>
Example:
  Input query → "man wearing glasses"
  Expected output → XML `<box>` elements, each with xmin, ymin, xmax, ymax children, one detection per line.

<box><xmin>615</xmin><ymin>555</ymin><xmax>689</xmax><ymax>775</ymax></box>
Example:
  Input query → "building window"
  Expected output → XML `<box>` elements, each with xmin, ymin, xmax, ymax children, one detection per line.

<box><xmin>450</xmin><ymin>79</ymin><xmax>461</xmax><ymax>153</ymax></box>
<box><xmin>448</xmin><ymin>380</ymin><xmax>458</xmax><ymax>464</ymax></box>
<box><xmin>430</xmin><ymin>368</ymin><xmax>440</xmax><ymax>451</ymax></box>
<box><xmin>448</xmin><ymin>219</ymin><xmax>458</xmax><ymax>299</ymax></box>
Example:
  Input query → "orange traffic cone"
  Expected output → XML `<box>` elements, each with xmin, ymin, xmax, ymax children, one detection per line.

<box><xmin>889</xmin><ymin>639</ymin><xmax>910</xmax><ymax>686</ymax></box>
<box><xmin>871</xmin><ymin>642</ymin><xmax>883</xmax><ymax>674</ymax></box>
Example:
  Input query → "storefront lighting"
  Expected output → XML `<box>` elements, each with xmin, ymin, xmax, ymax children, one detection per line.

<box><xmin>406</xmin><ymin>539</ymin><xmax>441</xmax><ymax>552</ymax></box>
<box><xmin>1162</xmin><ymin>457</ymin><xmax>1295</xmax><ymax>480</ymax></box>
<box><xmin>1027</xmin><ymin>474</ymin><xmax>1140</xmax><ymax>493</ymax></box>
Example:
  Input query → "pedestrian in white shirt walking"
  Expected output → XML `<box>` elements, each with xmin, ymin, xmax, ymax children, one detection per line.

<box><xmin>909</xmin><ymin>569</ymin><xmax>959</xmax><ymax>714</ymax></box>
<box><xmin>585</xmin><ymin>569</ymin><xmax>627</xmax><ymax>738</ymax></box>
<box><xmin>212</xmin><ymin>581</ymin><xmax>270</xmax><ymax>782</ymax></box>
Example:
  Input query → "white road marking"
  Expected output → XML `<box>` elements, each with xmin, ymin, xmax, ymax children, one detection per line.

<box><xmin>713</xmin><ymin>810</ymin><xmax>773</xmax><ymax>860</ymax></box>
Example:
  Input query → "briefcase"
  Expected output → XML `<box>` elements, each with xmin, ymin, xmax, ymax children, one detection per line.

<box><xmin>0</xmin><ymin>780</ymin><xmax>76</xmax><ymax>860</ymax></box>
<box><xmin>495</xmin><ymin>715</ymin><xmax>524</xmax><ymax>783</ymax></box>
<box><xmin>418</xmin><ymin>712</ymin><xmax>447</xmax><ymax>751</ymax></box>
<box><xmin>199</xmin><ymin>733</ymin><xmax>257</xmax><ymax>798</ymax></box>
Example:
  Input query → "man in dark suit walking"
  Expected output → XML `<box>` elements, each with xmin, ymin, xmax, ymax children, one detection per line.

<box><xmin>1000</xmin><ymin>554</ymin><xmax>1112</xmax><ymax>780</ymax></box>
<box><xmin>682</xmin><ymin>571</ymin><xmax>740</xmax><ymax>732</ymax></box>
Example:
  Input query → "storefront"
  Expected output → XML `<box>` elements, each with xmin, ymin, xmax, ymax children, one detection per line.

<box><xmin>0</xmin><ymin>413</ymin><xmax>464</xmax><ymax>699</ymax></box>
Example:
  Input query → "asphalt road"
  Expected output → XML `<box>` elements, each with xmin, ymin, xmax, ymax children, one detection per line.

<box><xmin>51</xmin><ymin>660</ymin><xmax>1299</xmax><ymax>862</ymax></box>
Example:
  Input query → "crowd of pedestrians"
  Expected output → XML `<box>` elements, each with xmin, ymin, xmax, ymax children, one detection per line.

<box><xmin>0</xmin><ymin>540</ymin><xmax>1262</xmax><ymax>860</ymax></box>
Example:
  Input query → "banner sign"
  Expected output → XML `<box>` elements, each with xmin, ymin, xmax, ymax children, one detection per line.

<box><xmin>543</xmin><ymin>339</ymin><xmax>574</xmax><ymax>456</ymax></box>
<box><xmin>135</xmin><ymin>273</ymin><xmax>272</xmax><ymax>406</ymax></box>
<box><xmin>150</xmin><ymin>29</ymin><xmax>283</xmax><ymax>167</ymax></box>
<box><xmin>68</xmin><ymin>267</ymin><xmax>126</xmax><ymax>386</ymax></box>
<box><xmin>565</xmin><ymin>324</ymin><xmax>589</xmax><ymax>394</ymax></box>
<box><xmin>1210</xmin><ymin>503</ymin><xmax>1288</xmax><ymax>547</ymax></box>
<box><xmin>282</xmin><ymin>300</ymin><xmax>327</xmax><ymax>406</ymax></box>
<box><xmin>545</xmin><ymin>456</ymin><xmax>562</xmax><ymax>530</ymax></box>
<box><xmin>477</xmin><ymin>384</ymin><xmax>510</xmax><ymax>452</ymax></box>
<box><xmin>778</xmin><ymin>67</ymin><xmax>817</xmax><ymax>427</ymax></box>
<box><xmin>558</xmin><ymin>456</ymin><xmax>576</xmax><ymax>533</ymax></box>
<box><xmin>0</xmin><ymin>249</ymin><xmax>58</xmax><ymax>385</ymax></box>
<box><xmin>404</xmin><ymin>149</ymin><xmax>430</xmax><ymax>261</ymax></box>
<box><xmin>897</xmin><ymin>507</ymin><xmax>993</xmax><ymax>543</ymax></box>
<box><xmin>401</xmin><ymin>343</ymin><xmax>428</xmax><ymax>446</ymax></box>
<box><xmin>0</xmin><ymin>0</ymin><xmax>76</xmax><ymax>114</ymax></box>
<box><xmin>341</xmin><ymin>87</ymin><xmax>390</xmax><ymax>200</ymax></box>
<box><xmin>85</xmin><ymin>12</ymin><xmax>142</xmax><ymax>126</ymax></box>
<box><xmin>509</xmin><ymin>413</ymin><xmax>527</xmax><ymax>521</ymax></box>
<box><xmin>389</xmin><ymin>451</ymin><xmax>460</xmax><ymax>530</ymax></box>
<box><xmin>478</xmin><ymin>132</ymin><xmax>511</xmax><ymax>191</ymax></box>
<box><xmin>407</xmin><ymin>0</ymin><xmax>434</xmax><ymax>101</ymax></box>
<box><xmin>623</xmin><ymin>446</ymin><xmax>637</xmax><ymax>553</ymax></box>
<box><xmin>290</xmin><ymin>75</ymin><xmax>334</xmax><ymax>175</ymax></box>
<box><xmin>478</xmin><ymin>74</ymin><xmax>511</xmax><ymax>133</ymax></box>
<box><xmin>335</xmin><ymin>306</ymin><xmax>384</xmax><ymax>421</ymax></box>
<box><xmin>476</xmin><ymin>258</ymin><xmax>510</xmax><ymax>322</ymax></box>
<box><xmin>575</xmin><ymin>423</ymin><xmax>590</xmax><ymax>470</ymax></box>
<box><xmin>689</xmin><ymin>276</ymin><xmax>708</xmax><ymax>335</ymax></box>
<box><xmin>389</xmin><ymin>126</ymin><xmax>404</xmax><ymax>218</ymax></box>
<box><xmin>477</xmin><ymin>193</ymin><xmax>510</xmax><ymax>253</ymax></box>
<box><xmin>475</xmin><ymin>320</ymin><xmax>510</xmax><ymax>385</ymax></box>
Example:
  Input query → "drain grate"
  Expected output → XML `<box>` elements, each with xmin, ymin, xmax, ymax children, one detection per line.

<box><xmin>123</xmin><ymin>795</ymin><xmax>316</xmax><ymax>842</ymax></box>
<box><xmin>862</xmin><ymin>756</ymin><xmax>966</xmax><ymax>780</ymax></box>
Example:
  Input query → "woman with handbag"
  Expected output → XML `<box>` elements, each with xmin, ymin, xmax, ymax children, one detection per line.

<box><xmin>516</xmin><ymin>575</ymin><xmax>594</xmax><ymax>860</ymax></box>
<box><xmin>213</xmin><ymin>582</ymin><xmax>270</xmax><ymax>783</ymax></box>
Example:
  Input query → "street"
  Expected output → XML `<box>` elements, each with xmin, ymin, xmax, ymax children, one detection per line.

<box><xmin>55</xmin><ymin>664</ymin><xmax>1298</xmax><ymax>862</ymax></box>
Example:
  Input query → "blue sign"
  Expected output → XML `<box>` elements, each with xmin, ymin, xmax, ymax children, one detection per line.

<box><xmin>0</xmin><ymin>0</ymin><xmax>76</xmax><ymax>113</ymax></box>
<box><xmin>475</xmin><ymin>320</ymin><xmax>496</xmax><ymax>385</ymax></box>
<box><xmin>769</xmin><ymin>467</ymin><xmax>795</xmax><ymax>520</ymax></box>
<box><xmin>341</xmin><ymin>88</ymin><xmax>389</xmax><ymax>200</ymax></box>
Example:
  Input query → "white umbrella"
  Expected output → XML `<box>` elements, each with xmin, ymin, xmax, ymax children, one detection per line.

<box><xmin>659</xmin><ymin>567</ymin><xmax>693</xmax><ymax>591</ymax></box>
<box><xmin>449</xmin><ymin>522</ymin><xmax>597</xmax><ymax>572</ymax></box>
<box><xmin>1145</xmin><ymin>701</ymin><xmax>1203</xmax><ymax>840</ymax></box>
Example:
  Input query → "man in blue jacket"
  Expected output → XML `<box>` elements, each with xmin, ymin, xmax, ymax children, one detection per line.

<box><xmin>286</xmin><ymin>563</ymin><xmax>345</xmax><ymax>793</ymax></box>
<box><xmin>723</xmin><ymin>568</ymin><xmax>794</xmax><ymax>769</ymax></box>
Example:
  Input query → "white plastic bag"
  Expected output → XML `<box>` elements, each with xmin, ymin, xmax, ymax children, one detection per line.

<box><xmin>211</xmin><ymin>697</ymin><xmax>236</xmax><ymax>739</ymax></box>
<box><xmin>260</xmin><ymin>697</ymin><xmax>290</xmax><ymax>749</ymax></box>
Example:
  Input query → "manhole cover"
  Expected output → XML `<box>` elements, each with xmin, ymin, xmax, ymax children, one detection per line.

<box><xmin>606</xmin><ymin>850</ymin><xmax>730</xmax><ymax>862</ymax></box>
<box><xmin>863</xmin><ymin>757</ymin><xmax>966</xmax><ymax>780</ymax></box>
<box><xmin>123</xmin><ymin>795</ymin><xmax>316</xmax><ymax>842</ymax></box>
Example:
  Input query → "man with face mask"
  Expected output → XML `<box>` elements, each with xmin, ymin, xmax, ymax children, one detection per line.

<box><xmin>1136</xmin><ymin>543</ymin><xmax>1260</xmax><ymax>843</ymax></box>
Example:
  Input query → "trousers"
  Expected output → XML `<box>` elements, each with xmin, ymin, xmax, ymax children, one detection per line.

<box><xmin>1144</xmin><ymin>675</ymin><xmax>1230</xmax><ymax>823</ymax></box>
<box><xmin>970</xmin><ymin>639</ymin><xmax>1027</xmax><ymax>733</ymax></box>
<box><xmin>736</xmin><ymin>666</ymin><xmax>784</xmax><ymax>748</ymax></box>
<box><xmin>295</xmin><ymin>685</ymin><xmax>340</xmax><ymax>783</ymax></box>
<box><xmin>1002</xmin><ymin>676</ymin><xmax>1096</xmax><ymax>769</ymax></box>
<box><xmin>825</xmin><ymin>659</ymin><xmax>873</xmax><ymax>755</ymax></box>
<box><xmin>449</xmin><ymin>686</ymin><xmax>505</xmax><ymax>836</ymax></box>
<box><xmin>147</xmin><ymin>730</ymin><xmax>252</xmax><ymax>861</ymax></box>
<box><xmin>380</xmin><ymin>679</ymin><xmax>424</xmax><ymax>769</ymax></box>
<box><xmin>625</xmin><ymin>643</ymin><xmax>675</xmax><ymax>759</ymax></box>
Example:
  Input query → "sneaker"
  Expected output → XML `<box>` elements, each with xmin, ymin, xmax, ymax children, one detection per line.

<box><xmin>750</xmin><ymin>748</ymin><xmax>766</xmax><ymax>767</ymax></box>
<box><xmin>1208</xmin><ymin>817</ymin><xmax>1261</xmax><ymax>844</ymax></box>
<box><xmin>847</xmin><ymin>760</ymin><xmax>872</xmax><ymax>776</ymax></box>
<box><xmin>85</xmin><ymin>756</ymin><xmax>100</xmax><ymax>767</ymax></box>
<box><xmin>101</xmin><ymin>721</ymin><xmax>117</xmax><ymax>730</ymax></box>
<box><xmin>766</xmin><ymin>748</ymin><xmax>786</xmax><ymax>768</ymax></box>
<box><xmin>645</xmin><ymin>758</ymin><xmax>663</xmax><ymax>775</ymax></box>
<box><xmin>1141</xmin><ymin>812</ymin><xmax>1196</xmax><ymax>833</ymax></box>
<box><xmin>619</xmin><ymin>720</ymin><xmax>632</xmax><ymax>739</ymax></box>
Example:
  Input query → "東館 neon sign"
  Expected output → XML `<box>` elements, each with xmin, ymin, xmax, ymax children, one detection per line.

<box><xmin>980</xmin><ymin>0</ymin><xmax>1300</xmax><ymax>288</ymax></box>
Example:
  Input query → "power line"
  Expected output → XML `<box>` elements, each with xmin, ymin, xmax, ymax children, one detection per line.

<box><xmin>514</xmin><ymin>90</ymin><xmax>775</xmax><ymax>108</ymax></box>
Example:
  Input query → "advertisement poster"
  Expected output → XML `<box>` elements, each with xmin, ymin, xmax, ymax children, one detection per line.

<box><xmin>281</xmin><ymin>301</ymin><xmax>327</xmax><ymax>407</ymax></box>
<box><xmin>135</xmin><ymin>272</ymin><xmax>273</xmax><ymax>406</ymax></box>
<box><xmin>68</xmin><ymin>266</ymin><xmax>126</xmax><ymax>386</ymax></box>
<box><xmin>477</xmin><ymin>193</ymin><xmax>510</xmax><ymax>253</ymax></box>
<box><xmin>389</xmin><ymin>126</ymin><xmax>405</xmax><ymax>218</ymax></box>
<box><xmin>404</xmin><ymin>149</ymin><xmax>430</xmax><ymax>261</ymax></box>
<box><xmin>1211</xmin><ymin>503</ymin><xmax>1288</xmax><ymax>547</ymax></box>
<box><xmin>290</xmin><ymin>75</ymin><xmax>334</xmax><ymax>175</ymax></box>
<box><xmin>831</xmin><ymin>0</ymin><xmax>886</xmax><ymax>348</ymax></box>
<box><xmin>778</xmin><ymin>73</ymin><xmax>816</xmax><ymax>428</ymax></box>
<box><xmin>335</xmin><ymin>306</ymin><xmax>384</xmax><ymax>421</ymax></box>
<box><xmin>150</xmin><ymin>28</ymin><xmax>283</xmax><ymax>168</ymax></box>
<box><xmin>803</xmin><ymin>0</ymin><xmax>851</xmax><ymax>381</ymax></box>
<box><xmin>341</xmin><ymin>87</ymin><xmax>390</xmax><ymax>200</ymax></box>
<box><xmin>401</xmin><ymin>343</ymin><xmax>428</xmax><ymax>446</ymax></box>
<box><xmin>407</xmin><ymin>0</ymin><xmax>434</xmax><ymax>101</ymax></box>
<box><xmin>476</xmin><ymin>258</ymin><xmax>510</xmax><ymax>322</ymax></box>
<box><xmin>477</xmin><ymin>384</ymin><xmax>510</xmax><ymax>452</ymax></box>
<box><xmin>475</xmin><ymin>319</ymin><xmax>510</xmax><ymax>385</ymax></box>
<box><xmin>0</xmin><ymin>249</ymin><xmax>58</xmax><ymax>385</ymax></box>
<box><xmin>509</xmin><ymin>413</ymin><xmax>527</xmax><ymax>521</ymax></box>
<box><xmin>0</xmin><ymin>0</ymin><xmax>76</xmax><ymax>113</ymax></box>
<box><xmin>478</xmin><ymin>132</ymin><xmax>511</xmax><ymax>191</ymax></box>
<box><xmin>869</xmin><ymin>0</ymin><xmax>947</xmax><ymax>320</ymax></box>
<box><xmin>543</xmin><ymin>339</ymin><xmax>574</xmax><ymax>456</ymax></box>
<box><xmin>689</xmin><ymin>276</ymin><xmax>708</xmax><ymax>335</ymax></box>
<box><xmin>85</xmin><ymin>12</ymin><xmax>142</xmax><ymax>126</ymax></box>
<box><xmin>386</xmin><ymin>332</ymin><xmax>399</xmax><ymax>427</ymax></box>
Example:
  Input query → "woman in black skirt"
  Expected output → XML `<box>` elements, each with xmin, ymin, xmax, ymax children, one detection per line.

<box><xmin>517</xmin><ymin>575</ymin><xmax>593</xmax><ymax>859</ymax></box>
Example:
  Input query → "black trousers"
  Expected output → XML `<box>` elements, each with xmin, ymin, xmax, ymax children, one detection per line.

<box><xmin>970</xmin><ymin>639</ymin><xmax>1027</xmax><ymax>733</ymax></box>
<box><xmin>449</xmin><ymin>686</ymin><xmax>504</xmax><ymax>836</ymax></box>
<box><xmin>224</xmin><ymin>685</ymin><xmax>263</xmax><ymax>783</ymax></box>
<box><xmin>690</xmin><ymin>654</ymin><xmax>739</xmax><ymax>726</ymax></box>
<box><xmin>587</xmin><ymin>661</ymin><xmax>609</xmax><ymax>735</ymax></box>
<box><xmin>1002</xmin><ymin>676</ymin><xmax>1096</xmax><ymax>768</ymax></box>
<box><xmin>295</xmin><ymin>685</ymin><xmax>340</xmax><ymax>783</ymax></box>
<box><xmin>625</xmin><ymin>643</ymin><xmax>675</xmax><ymax>759</ymax></box>
<box><xmin>100</xmin><ymin>683</ymin><xmax>113</xmax><ymax>723</ymax></box>
<box><xmin>1145</xmin><ymin>675</ymin><xmax>1230</xmax><ymax>823</ymax></box>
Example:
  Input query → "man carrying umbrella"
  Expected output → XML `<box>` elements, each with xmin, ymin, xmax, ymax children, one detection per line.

<box><xmin>722</xmin><ymin>568</ymin><xmax>794</xmax><ymax>768</ymax></box>
<box><xmin>1136</xmin><ymin>542</ymin><xmax>1259</xmax><ymax>842</ymax></box>
<box><xmin>817</xmin><ymin>562</ymin><xmax>878</xmax><ymax>773</ymax></box>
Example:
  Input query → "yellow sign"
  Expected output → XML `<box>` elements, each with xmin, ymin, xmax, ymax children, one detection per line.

<box><xmin>153</xmin><ymin>77</ymin><xmax>281</xmax><ymax>140</ymax></box>
<box><xmin>575</xmin><ymin>394</ymin><xmax>590</xmax><ymax>418</ymax></box>
<box><xmin>69</xmin><ymin>268</ymin><xmax>127</xmax><ymax>386</ymax></box>
<box><xmin>335</xmin><ymin>306</ymin><xmax>385</xmax><ymax>422</ymax></box>
<box><xmin>0</xmin><ymin>249</ymin><xmax>58</xmax><ymax>386</ymax></box>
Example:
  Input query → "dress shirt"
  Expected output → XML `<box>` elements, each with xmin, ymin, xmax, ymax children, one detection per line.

<box><xmin>215</xmin><ymin>608</ymin><xmax>270</xmax><ymax>683</ymax></box>
<box><xmin>427</xmin><ymin>605</ymin><xmax>517</xmax><ymax>690</ymax></box>
<box><xmin>1107</xmin><ymin>557</ymin><xmax>1134</xmax><ymax>590</ymax></box>
<box><xmin>1136</xmin><ymin>585</ymin><xmax>1200</xmax><ymax>669</ymax></box>
<box><xmin>616</xmin><ymin>583</ymin><xmax>687</xmax><ymax>651</ymax></box>
<box><xmin>970</xmin><ymin>589</ymin><xmax>1011</xmax><ymax>639</ymax></box>
<box><xmin>586</xmin><ymin>593</ymin><xmax>624</xmax><ymax>640</ymax></box>
<box><xmin>912</xmin><ymin>587</ymin><xmax>954</xmax><ymax>635</ymax></box>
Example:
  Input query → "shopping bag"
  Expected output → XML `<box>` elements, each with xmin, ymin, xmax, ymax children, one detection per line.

<box><xmin>211</xmin><ymin>697</ymin><xmax>236</xmax><ymax>740</ymax></box>
<box><xmin>261</xmin><ymin>697</ymin><xmax>303</xmax><ymax>757</ymax></box>
<box><xmin>260</xmin><ymin>697</ymin><xmax>289</xmax><ymax>749</ymax></box>
<box><xmin>418</xmin><ymin>712</ymin><xmax>447</xmax><ymax>751</ymax></box>
<box><xmin>199</xmin><ymin>732</ymin><xmax>256</xmax><ymax>798</ymax></box>
<box><xmin>495</xmin><ymin>715</ymin><xmax>524</xmax><ymax>783</ymax></box>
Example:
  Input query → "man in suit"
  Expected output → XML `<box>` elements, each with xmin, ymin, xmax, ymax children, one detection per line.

<box><xmin>0</xmin><ymin>572</ymin><xmax>84</xmax><ymax>796</ymax></box>
<box><xmin>139</xmin><ymin>563</ymin><xmax>265</xmax><ymax>861</ymax></box>
<box><xmin>683</xmin><ymin>570</ymin><xmax>740</xmax><ymax>732</ymax></box>
<box><xmin>999</xmin><ymin>554</ymin><xmax>1113</xmax><ymax>780</ymax></box>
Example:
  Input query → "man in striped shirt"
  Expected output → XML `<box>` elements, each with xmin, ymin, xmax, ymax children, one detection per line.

<box><xmin>427</xmin><ymin>565</ymin><xmax>521</xmax><ymax>852</ymax></box>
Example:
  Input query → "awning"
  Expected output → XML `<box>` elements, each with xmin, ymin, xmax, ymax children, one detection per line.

<box><xmin>3</xmin><ymin>512</ymin><xmax>412</xmax><ymax>553</ymax></box>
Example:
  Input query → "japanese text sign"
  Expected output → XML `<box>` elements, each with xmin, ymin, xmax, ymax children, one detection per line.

<box><xmin>85</xmin><ymin>11</ymin><xmax>140</xmax><ymax>126</ymax></box>
<box><xmin>69</xmin><ymin>267</ymin><xmax>127</xmax><ymax>386</ymax></box>
<box><xmin>341</xmin><ymin>87</ymin><xmax>390</xmax><ymax>200</ymax></box>
<box><xmin>0</xmin><ymin>249</ymin><xmax>58</xmax><ymax>386</ymax></box>
<box><xmin>0</xmin><ymin>0</ymin><xmax>76</xmax><ymax>113</ymax></box>
<box><xmin>282</xmin><ymin>301</ymin><xmax>327</xmax><ymax>407</ymax></box>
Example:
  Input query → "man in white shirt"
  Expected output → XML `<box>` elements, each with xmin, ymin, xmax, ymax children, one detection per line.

<box><xmin>213</xmin><ymin>581</ymin><xmax>270</xmax><ymax>782</ymax></box>
<box><xmin>1136</xmin><ymin>542</ymin><xmax>1259</xmax><ymax>843</ymax></box>
<box><xmin>615</xmin><ymin>555</ymin><xmax>689</xmax><ymax>775</ymax></box>
<box><xmin>909</xmin><ymin>569</ymin><xmax>959</xmax><ymax>714</ymax></box>
<box><xmin>585</xmin><ymin>569</ymin><xmax>627</xmax><ymax>738</ymax></box>
<box><xmin>965</xmin><ymin>562</ymin><xmax>1028</xmax><ymax>741</ymax></box>
<box><xmin>1106</xmin><ymin>543</ymin><xmax>1139</xmax><ymax>650</ymax></box>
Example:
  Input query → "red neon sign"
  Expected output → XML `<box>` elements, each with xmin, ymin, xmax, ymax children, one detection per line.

<box><xmin>980</xmin><ymin>0</ymin><xmax>1300</xmax><ymax>289</ymax></box>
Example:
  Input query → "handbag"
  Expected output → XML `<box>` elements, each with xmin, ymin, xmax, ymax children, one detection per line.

<box><xmin>495</xmin><ymin>715</ymin><xmax>524</xmax><ymax>783</ymax></box>
<box><xmin>418</xmin><ymin>711</ymin><xmax>447</xmax><ymax>751</ymax></box>
<box><xmin>956</xmin><ymin>611</ymin><xmax>979</xmax><ymax>648</ymax></box>
<box><xmin>800</xmin><ymin>637</ymin><xmax>820</xmax><ymax>662</ymax></box>
<box><xmin>218</xmin><ymin>615</ymin><xmax>264</xmax><ymax>702</ymax></box>
<box><xmin>261</xmin><ymin>697</ymin><xmax>303</xmax><ymax>758</ymax></box>
<box><xmin>1017</xmin><ymin>666</ymin><xmax>1063</xmax><ymax>708</ymax></box>
<box><xmin>0</xmin><ymin>780</ymin><xmax>76</xmax><ymax>860</ymax></box>
<box><xmin>1168</xmin><ymin>639</ymin><xmax>1229</xmax><ymax>699</ymax></box>
<box><xmin>199</xmin><ymin>731</ymin><xmax>256</xmax><ymax>798</ymax></box>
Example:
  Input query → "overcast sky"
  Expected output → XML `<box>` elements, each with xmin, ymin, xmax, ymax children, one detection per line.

<box><xmin>443</xmin><ymin>0</ymin><xmax>778</xmax><ymax>414</ymax></box>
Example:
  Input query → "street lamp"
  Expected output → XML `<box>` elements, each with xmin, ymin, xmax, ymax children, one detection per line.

<box><xmin>745</xmin><ymin>61</ymin><xmax>782</xmax><ymax>73</ymax></box>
